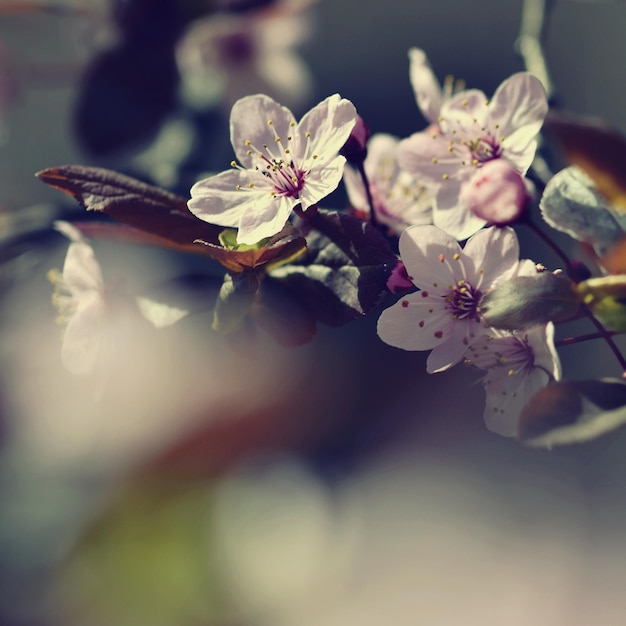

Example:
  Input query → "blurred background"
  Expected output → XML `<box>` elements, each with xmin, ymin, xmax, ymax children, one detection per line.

<box><xmin>2</xmin><ymin>1</ymin><xmax>626</xmax><ymax>625</ymax></box>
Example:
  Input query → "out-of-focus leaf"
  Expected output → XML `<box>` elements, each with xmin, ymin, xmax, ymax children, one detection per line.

<box><xmin>481</xmin><ymin>272</ymin><xmax>580</xmax><ymax>330</ymax></box>
<box><xmin>212</xmin><ymin>273</ymin><xmax>259</xmax><ymax>333</ymax></box>
<box><xmin>578</xmin><ymin>275</ymin><xmax>626</xmax><ymax>332</ymax></box>
<box><xmin>545</xmin><ymin>113</ymin><xmax>626</xmax><ymax>210</ymax></box>
<box><xmin>252</xmin><ymin>278</ymin><xmax>317</xmax><ymax>346</ymax></box>
<box><xmin>600</xmin><ymin>235</ymin><xmax>626</xmax><ymax>274</ymax></box>
<box><xmin>519</xmin><ymin>379</ymin><xmax>626</xmax><ymax>447</ymax></box>
<box><xmin>74</xmin><ymin>42</ymin><xmax>180</xmax><ymax>155</ymax></box>
<box><xmin>539</xmin><ymin>166</ymin><xmax>626</xmax><ymax>254</ymax></box>
<box><xmin>269</xmin><ymin>209</ymin><xmax>398</xmax><ymax>327</ymax></box>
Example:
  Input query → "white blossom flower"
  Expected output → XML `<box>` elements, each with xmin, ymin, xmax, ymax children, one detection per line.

<box><xmin>398</xmin><ymin>71</ymin><xmax>548</xmax><ymax>240</ymax></box>
<box><xmin>465</xmin><ymin>324</ymin><xmax>561</xmax><ymax>437</ymax></box>
<box><xmin>343</xmin><ymin>133</ymin><xmax>434</xmax><ymax>235</ymax></box>
<box><xmin>188</xmin><ymin>93</ymin><xmax>357</xmax><ymax>245</ymax></box>
<box><xmin>48</xmin><ymin>221</ymin><xmax>107</xmax><ymax>377</ymax></box>
<box><xmin>377</xmin><ymin>225</ymin><xmax>521</xmax><ymax>373</ymax></box>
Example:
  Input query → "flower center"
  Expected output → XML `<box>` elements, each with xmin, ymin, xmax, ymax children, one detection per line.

<box><xmin>446</xmin><ymin>279</ymin><xmax>482</xmax><ymax>320</ymax></box>
<box><xmin>466</xmin><ymin>136</ymin><xmax>502</xmax><ymax>164</ymax></box>
<box><xmin>234</xmin><ymin>120</ymin><xmax>318</xmax><ymax>199</ymax></box>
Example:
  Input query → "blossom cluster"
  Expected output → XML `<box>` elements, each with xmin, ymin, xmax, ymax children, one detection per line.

<box><xmin>44</xmin><ymin>38</ymin><xmax>626</xmax><ymax>445</ymax></box>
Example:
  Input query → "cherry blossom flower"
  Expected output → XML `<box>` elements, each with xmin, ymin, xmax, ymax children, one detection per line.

<box><xmin>398</xmin><ymin>71</ymin><xmax>548</xmax><ymax>240</ymax></box>
<box><xmin>465</xmin><ymin>324</ymin><xmax>561</xmax><ymax>437</ymax></box>
<box><xmin>48</xmin><ymin>221</ymin><xmax>107</xmax><ymax>377</ymax></box>
<box><xmin>188</xmin><ymin>93</ymin><xmax>357</xmax><ymax>245</ymax></box>
<box><xmin>343</xmin><ymin>133</ymin><xmax>434</xmax><ymax>235</ymax></box>
<box><xmin>377</xmin><ymin>224</ymin><xmax>521</xmax><ymax>373</ymax></box>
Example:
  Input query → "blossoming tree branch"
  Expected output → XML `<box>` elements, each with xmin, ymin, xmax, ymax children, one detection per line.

<box><xmin>39</xmin><ymin>46</ymin><xmax>626</xmax><ymax>448</ymax></box>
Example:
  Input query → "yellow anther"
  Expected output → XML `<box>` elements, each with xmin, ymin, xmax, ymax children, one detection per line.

<box><xmin>275</xmin><ymin>136</ymin><xmax>281</xmax><ymax>142</ymax></box>
<box><xmin>312</xmin><ymin>154</ymin><xmax>318</xmax><ymax>159</ymax></box>
<box><xmin>267</xmin><ymin>120</ymin><xmax>273</xmax><ymax>126</ymax></box>
<box><xmin>472</xmin><ymin>159</ymin><xmax>479</xmax><ymax>165</ymax></box>
<box><xmin>462</xmin><ymin>99</ymin><xmax>468</xmax><ymax>106</ymax></box>
<box><xmin>245</xmin><ymin>140</ymin><xmax>251</xmax><ymax>146</ymax></box>
<box><xmin>246</xmin><ymin>149</ymin><xmax>253</xmax><ymax>156</ymax></box>
<box><xmin>290</xmin><ymin>121</ymin><xmax>296</xmax><ymax>127</ymax></box>
<box><xmin>236</xmin><ymin>185</ymin><xmax>242</xmax><ymax>190</ymax></box>
<box><xmin>442</xmin><ymin>174</ymin><xmax>449</xmax><ymax>180</ymax></box>
<box><xmin>230</xmin><ymin>160</ymin><xmax>237</xmax><ymax>167</ymax></box>
<box><xmin>248</xmin><ymin>182</ymin><xmax>255</xmax><ymax>188</ymax></box>
<box><xmin>305</xmin><ymin>132</ymin><xmax>311</xmax><ymax>138</ymax></box>
<box><xmin>432</xmin><ymin>157</ymin><xmax>438</xmax><ymax>164</ymax></box>
<box><xmin>453</xmin><ymin>253</ymin><xmax>460</xmax><ymax>260</ymax></box>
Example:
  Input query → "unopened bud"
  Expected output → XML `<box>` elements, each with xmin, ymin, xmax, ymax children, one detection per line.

<box><xmin>463</xmin><ymin>159</ymin><xmax>530</xmax><ymax>225</ymax></box>
<box><xmin>340</xmin><ymin>115</ymin><xmax>371</xmax><ymax>166</ymax></box>
<box><xmin>386</xmin><ymin>260</ymin><xmax>414</xmax><ymax>294</ymax></box>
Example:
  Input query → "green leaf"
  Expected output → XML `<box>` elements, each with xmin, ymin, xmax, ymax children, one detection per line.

<box><xmin>578</xmin><ymin>275</ymin><xmax>626</xmax><ymax>332</ymax></box>
<box><xmin>481</xmin><ymin>272</ymin><xmax>580</xmax><ymax>330</ymax></box>
<box><xmin>269</xmin><ymin>209</ymin><xmax>398</xmax><ymax>327</ymax></box>
<box><xmin>519</xmin><ymin>379</ymin><xmax>626</xmax><ymax>447</ymax></box>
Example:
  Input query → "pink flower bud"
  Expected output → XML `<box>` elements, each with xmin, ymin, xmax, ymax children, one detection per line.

<box><xmin>340</xmin><ymin>115</ymin><xmax>371</xmax><ymax>165</ymax></box>
<box><xmin>386</xmin><ymin>260</ymin><xmax>414</xmax><ymax>294</ymax></box>
<box><xmin>463</xmin><ymin>159</ymin><xmax>530</xmax><ymax>225</ymax></box>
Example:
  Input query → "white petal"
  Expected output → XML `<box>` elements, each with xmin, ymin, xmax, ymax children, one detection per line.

<box><xmin>189</xmin><ymin>169</ymin><xmax>270</xmax><ymax>228</ymax></box>
<box><xmin>425</xmin><ymin>319</ymin><xmax>476</xmax><ymax>373</ymax></box>
<box><xmin>237</xmin><ymin>194</ymin><xmax>294</xmax><ymax>244</ymax></box>
<box><xmin>526</xmin><ymin>322</ymin><xmax>562</xmax><ymax>380</ymax></box>
<box><xmin>229</xmin><ymin>94</ymin><xmax>296</xmax><ymax>166</ymax></box>
<box><xmin>408</xmin><ymin>47</ymin><xmax>442</xmax><ymax>124</ymax></box>
<box><xmin>483</xmin><ymin>367</ymin><xmax>550</xmax><ymax>437</ymax></box>
<box><xmin>299</xmin><ymin>155</ymin><xmax>347</xmax><ymax>209</ymax></box>
<box><xmin>489</xmin><ymin>73</ymin><xmax>548</xmax><ymax>147</ymax></box>
<box><xmin>63</xmin><ymin>241</ymin><xmax>103</xmax><ymax>296</ymax></box>
<box><xmin>397</xmin><ymin>131</ymin><xmax>463</xmax><ymax>182</ymax></box>
<box><xmin>377</xmin><ymin>294</ymin><xmax>449</xmax><ymax>351</ymax></box>
<box><xmin>439</xmin><ymin>89</ymin><xmax>490</xmax><ymax>134</ymax></box>
<box><xmin>398</xmin><ymin>225</ymin><xmax>462</xmax><ymax>290</ymax></box>
<box><xmin>297</xmin><ymin>94</ymin><xmax>357</xmax><ymax>163</ymax></box>
<box><xmin>433</xmin><ymin>180</ymin><xmax>486</xmax><ymax>241</ymax></box>
<box><xmin>462</xmin><ymin>225</ymin><xmax>519</xmax><ymax>289</ymax></box>
<box><xmin>343</xmin><ymin>163</ymin><xmax>368</xmax><ymax>211</ymax></box>
<box><xmin>61</xmin><ymin>293</ymin><xmax>106</xmax><ymax>376</ymax></box>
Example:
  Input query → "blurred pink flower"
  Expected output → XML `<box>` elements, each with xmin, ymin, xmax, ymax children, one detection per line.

<box><xmin>343</xmin><ymin>133</ymin><xmax>434</xmax><ymax>236</ymax></box>
<box><xmin>177</xmin><ymin>0</ymin><xmax>317</xmax><ymax>112</ymax></box>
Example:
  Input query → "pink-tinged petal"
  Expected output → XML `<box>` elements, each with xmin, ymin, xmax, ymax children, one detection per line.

<box><xmin>433</xmin><ymin>179</ymin><xmax>486</xmax><ymax>241</ymax></box>
<box><xmin>377</xmin><ymin>293</ymin><xmax>448</xmax><ymax>351</ymax></box>
<box><xmin>237</xmin><ymin>194</ymin><xmax>294</xmax><ymax>244</ymax></box>
<box><xmin>528</xmin><ymin>322</ymin><xmax>561</xmax><ymax>380</ymax></box>
<box><xmin>63</xmin><ymin>241</ymin><xmax>103</xmax><ymax>295</ymax></box>
<box><xmin>489</xmin><ymin>73</ymin><xmax>548</xmax><ymax>147</ymax></box>
<box><xmin>229</xmin><ymin>94</ymin><xmax>296</xmax><ymax>166</ymax></box>
<box><xmin>364</xmin><ymin>133</ymin><xmax>401</xmax><ymax>184</ymax></box>
<box><xmin>502</xmin><ymin>138</ymin><xmax>538</xmax><ymax>175</ymax></box>
<box><xmin>408</xmin><ymin>47</ymin><xmax>442</xmax><ymax>124</ymax></box>
<box><xmin>398</xmin><ymin>225</ymin><xmax>462</xmax><ymax>291</ymax></box>
<box><xmin>397</xmin><ymin>131</ymin><xmax>464</xmax><ymax>182</ymax></box>
<box><xmin>462</xmin><ymin>225</ymin><xmax>519</xmax><ymax>289</ymax></box>
<box><xmin>483</xmin><ymin>367</ymin><xmax>550</xmax><ymax>437</ymax></box>
<box><xmin>425</xmin><ymin>318</ymin><xmax>476</xmax><ymax>373</ymax></box>
<box><xmin>299</xmin><ymin>155</ymin><xmax>347</xmax><ymax>209</ymax></box>
<box><xmin>189</xmin><ymin>169</ymin><xmax>268</xmax><ymax>228</ymax></box>
<box><xmin>297</xmin><ymin>94</ymin><xmax>357</xmax><ymax>163</ymax></box>
<box><xmin>61</xmin><ymin>292</ymin><xmax>105</xmax><ymax>376</ymax></box>
<box><xmin>343</xmin><ymin>163</ymin><xmax>367</xmax><ymax>210</ymax></box>
<box><xmin>439</xmin><ymin>89</ymin><xmax>490</xmax><ymax>134</ymax></box>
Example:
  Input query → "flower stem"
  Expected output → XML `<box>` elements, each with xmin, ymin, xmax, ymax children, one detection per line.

<box><xmin>556</xmin><ymin>330</ymin><xmax>620</xmax><ymax>347</ymax></box>
<box><xmin>357</xmin><ymin>163</ymin><xmax>379</xmax><ymax>228</ymax></box>
<box><xmin>524</xmin><ymin>218</ymin><xmax>626</xmax><ymax>372</ymax></box>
